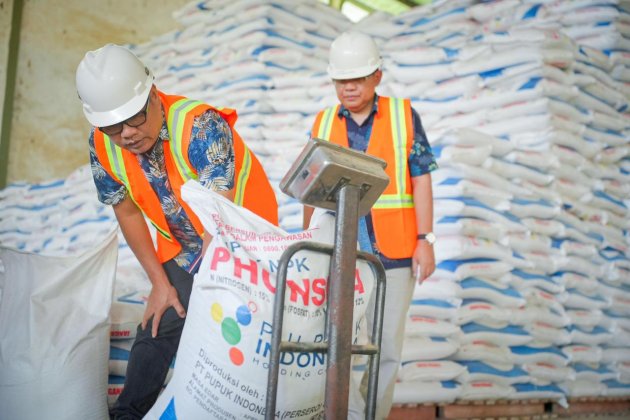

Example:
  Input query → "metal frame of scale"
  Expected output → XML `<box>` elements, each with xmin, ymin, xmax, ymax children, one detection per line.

<box><xmin>265</xmin><ymin>137</ymin><xmax>390</xmax><ymax>419</ymax></box>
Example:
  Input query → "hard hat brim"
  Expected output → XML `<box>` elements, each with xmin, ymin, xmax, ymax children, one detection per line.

<box><xmin>327</xmin><ymin>63</ymin><xmax>380</xmax><ymax>80</ymax></box>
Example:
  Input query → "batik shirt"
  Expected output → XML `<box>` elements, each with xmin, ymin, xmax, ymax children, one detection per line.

<box><xmin>338</xmin><ymin>94</ymin><xmax>438</xmax><ymax>269</ymax></box>
<box><xmin>89</xmin><ymin>107</ymin><xmax>234</xmax><ymax>274</ymax></box>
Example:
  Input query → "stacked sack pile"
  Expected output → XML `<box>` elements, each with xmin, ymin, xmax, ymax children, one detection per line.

<box><xmin>1</xmin><ymin>0</ymin><xmax>630</xmax><ymax>411</ymax></box>
<box><xmin>0</xmin><ymin>165</ymin><xmax>116</xmax><ymax>256</ymax></box>
<box><xmin>352</xmin><ymin>0</ymin><xmax>630</xmax><ymax>406</ymax></box>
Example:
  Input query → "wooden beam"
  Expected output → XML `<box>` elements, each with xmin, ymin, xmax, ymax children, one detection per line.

<box><xmin>389</xmin><ymin>404</ymin><xmax>436</xmax><ymax>420</ymax></box>
<box><xmin>554</xmin><ymin>398</ymin><xmax>630</xmax><ymax>416</ymax></box>
<box><xmin>0</xmin><ymin>0</ymin><xmax>24</xmax><ymax>188</ymax></box>
<box><xmin>440</xmin><ymin>401</ymin><xmax>546</xmax><ymax>419</ymax></box>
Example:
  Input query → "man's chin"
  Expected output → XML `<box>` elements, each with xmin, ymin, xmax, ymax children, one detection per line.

<box><xmin>344</xmin><ymin>104</ymin><xmax>364</xmax><ymax>113</ymax></box>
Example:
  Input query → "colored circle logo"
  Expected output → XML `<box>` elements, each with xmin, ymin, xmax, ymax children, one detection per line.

<box><xmin>211</xmin><ymin>301</ymin><xmax>252</xmax><ymax>366</ymax></box>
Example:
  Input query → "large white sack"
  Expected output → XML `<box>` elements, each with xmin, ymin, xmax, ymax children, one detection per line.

<box><xmin>0</xmin><ymin>228</ymin><xmax>118</xmax><ymax>420</ymax></box>
<box><xmin>145</xmin><ymin>181</ymin><xmax>374</xmax><ymax>419</ymax></box>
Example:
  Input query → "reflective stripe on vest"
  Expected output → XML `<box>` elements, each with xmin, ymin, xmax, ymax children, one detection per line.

<box><xmin>234</xmin><ymin>147</ymin><xmax>251</xmax><ymax>206</ymax></box>
<box><xmin>316</xmin><ymin>105</ymin><xmax>338</xmax><ymax>140</ymax></box>
<box><xmin>316</xmin><ymin>99</ymin><xmax>413</xmax><ymax>210</ymax></box>
<box><xmin>167</xmin><ymin>98</ymin><xmax>250</xmax><ymax>207</ymax></box>
<box><xmin>374</xmin><ymin>98</ymin><xmax>413</xmax><ymax>209</ymax></box>
<box><xmin>167</xmin><ymin>98</ymin><xmax>201</xmax><ymax>182</ymax></box>
<box><xmin>102</xmin><ymin>134</ymin><xmax>173</xmax><ymax>240</ymax></box>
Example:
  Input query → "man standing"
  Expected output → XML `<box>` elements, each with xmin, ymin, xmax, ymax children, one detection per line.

<box><xmin>303</xmin><ymin>31</ymin><xmax>438</xmax><ymax>419</ymax></box>
<box><xmin>76</xmin><ymin>44</ymin><xmax>277</xmax><ymax>419</ymax></box>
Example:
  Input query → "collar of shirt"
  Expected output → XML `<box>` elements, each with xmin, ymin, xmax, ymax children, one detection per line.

<box><xmin>158</xmin><ymin>120</ymin><xmax>170</xmax><ymax>143</ymax></box>
<box><xmin>336</xmin><ymin>94</ymin><xmax>379</xmax><ymax>153</ymax></box>
<box><xmin>143</xmin><ymin>108</ymin><xmax>171</xmax><ymax>158</ymax></box>
<box><xmin>158</xmin><ymin>105</ymin><xmax>170</xmax><ymax>143</ymax></box>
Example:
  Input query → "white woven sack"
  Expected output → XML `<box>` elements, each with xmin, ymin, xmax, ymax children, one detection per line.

<box><xmin>145</xmin><ymin>181</ymin><xmax>374</xmax><ymax>419</ymax></box>
<box><xmin>0</xmin><ymin>229</ymin><xmax>117</xmax><ymax>420</ymax></box>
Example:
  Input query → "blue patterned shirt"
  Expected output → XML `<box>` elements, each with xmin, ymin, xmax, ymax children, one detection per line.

<box><xmin>89</xmin><ymin>107</ymin><xmax>234</xmax><ymax>274</ymax></box>
<box><xmin>338</xmin><ymin>95</ymin><xmax>438</xmax><ymax>269</ymax></box>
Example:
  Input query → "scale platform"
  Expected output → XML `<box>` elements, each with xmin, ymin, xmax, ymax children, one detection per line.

<box><xmin>279</xmin><ymin>137</ymin><xmax>389</xmax><ymax>216</ymax></box>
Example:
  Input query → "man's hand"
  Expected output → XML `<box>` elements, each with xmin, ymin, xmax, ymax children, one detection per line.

<box><xmin>412</xmin><ymin>241</ymin><xmax>435</xmax><ymax>283</ymax></box>
<box><xmin>142</xmin><ymin>280</ymin><xmax>187</xmax><ymax>338</ymax></box>
<box><xmin>411</xmin><ymin>174</ymin><xmax>435</xmax><ymax>283</ymax></box>
<box><xmin>113</xmin><ymin>196</ymin><xmax>188</xmax><ymax>338</ymax></box>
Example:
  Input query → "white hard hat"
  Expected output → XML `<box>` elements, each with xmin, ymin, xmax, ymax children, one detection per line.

<box><xmin>76</xmin><ymin>44</ymin><xmax>154</xmax><ymax>127</ymax></box>
<box><xmin>327</xmin><ymin>31</ymin><xmax>382</xmax><ymax>80</ymax></box>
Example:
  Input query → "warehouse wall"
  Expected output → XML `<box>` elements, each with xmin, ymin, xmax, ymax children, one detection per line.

<box><xmin>3</xmin><ymin>0</ymin><xmax>191</xmax><ymax>184</ymax></box>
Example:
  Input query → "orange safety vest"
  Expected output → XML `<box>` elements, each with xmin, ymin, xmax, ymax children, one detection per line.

<box><xmin>311</xmin><ymin>96</ymin><xmax>416</xmax><ymax>259</ymax></box>
<box><xmin>94</xmin><ymin>91</ymin><xmax>278</xmax><ymax>263</ymax></box>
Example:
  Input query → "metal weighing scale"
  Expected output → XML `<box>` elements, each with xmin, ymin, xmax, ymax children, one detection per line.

<box><xmin>265</xmin><ymin>137</ymin><xmax>390</xmax><ymax>420</ymax></box>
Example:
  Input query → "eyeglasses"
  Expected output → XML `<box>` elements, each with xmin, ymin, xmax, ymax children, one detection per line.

<box><xmin>98</xmin><ymin>97</ymin><xmax>150</xmax><ymax>136</ymax></box>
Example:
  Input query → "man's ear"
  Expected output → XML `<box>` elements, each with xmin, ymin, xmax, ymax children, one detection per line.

<box><xmin>374</xmin><ymin>69</ymin><xmax>383</xmax><ymax>85</ymax></box>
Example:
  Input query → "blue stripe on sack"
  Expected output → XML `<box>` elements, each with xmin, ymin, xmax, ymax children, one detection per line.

<box><xmin>410</xmin><ymin>7</ymin><xmax>466</xmax><ymax>27</ymax></box>
<box><xmin>573</xmin><ymin>363</ymin><xmax>613</xmax><ymax>374</ymax></box>
<box><xmin>461</xmin><ymin>322</ymin><xmax>529</xmax><ymax>336</ymax></box>
<box><xmin>567</xmin><ymin>325</ymin><xmax>609</xmax><ymax>334</ymax></box>
<box><xmin>509</xmin><ymin>345</ymin><xmax>567</xmax><ymax>359</ymax></box>
<box><xmin>593</xmin><ymin>190</ymin><xmax>627</xmax><ymax>208</ymax></box>
<box><xmin>411</xmin><ymin>299</ymin><xmax>458</xmax><ymax>308</ymax></box>
<box><xmin>461</xmin><ymin>361</ymin><xmax>528</xmax><ymax>377</ymax></box>
<box><xmin>159</xmin><ymin>398</ymin><xmax>177</xmax><ymax>420</ymax></box>
<box><xmin>437</xmin><ymin>177</ymin><xmax>464</xmax><ymax>186</ymax></box>
<box><xmin>460</xmin><ymin>277</ymin><xmax>522</xmax><ymax>298</ymax></box>
<box><xmin>603</xmin><ymin>380</ymin><xmax>630</xmax><ymax>389</ymax></box>
<box><xmin>513</xmin><ymin>383</ymin><xmax>563</xmax><ymax>394</ymax></box>
<box><xmin>109</xmin><ymin>375</ymin><xmax>125</xmax><ymax>385</ymax></box>
<box><xmin>566</xmin><ymin>288</ymin><xmax>608</xmax><ymax>303</ymax></box>
<box><xmin>109</xmin><ymin>346</ymin><xmax>130</xmax><ymax>361</ymax></box>
<box><xmin>522</xmin><ymin>4</ymin><xmax>542</xmax><ymax>19</ymax></box>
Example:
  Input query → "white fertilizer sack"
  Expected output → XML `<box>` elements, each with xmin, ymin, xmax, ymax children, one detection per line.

<box><xmin>398</xmin><ymin>360</ymin><xmax>466</xmax><ymax>383</ymax></box>
<box><xmin>0</xmin><ymin>229</ymin><xmax>117</xmax><ymax>420</ymax></box>
<box><xmin>145</xmin><ymin>181</ymin><xmax>374</xmax><ymax>420</ymax></box>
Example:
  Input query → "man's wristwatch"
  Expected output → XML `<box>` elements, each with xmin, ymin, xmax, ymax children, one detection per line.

<box><xmin>417</xmin><ymin>232</ymin><xmax>436</xmax><ymax>244</ymax></box>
